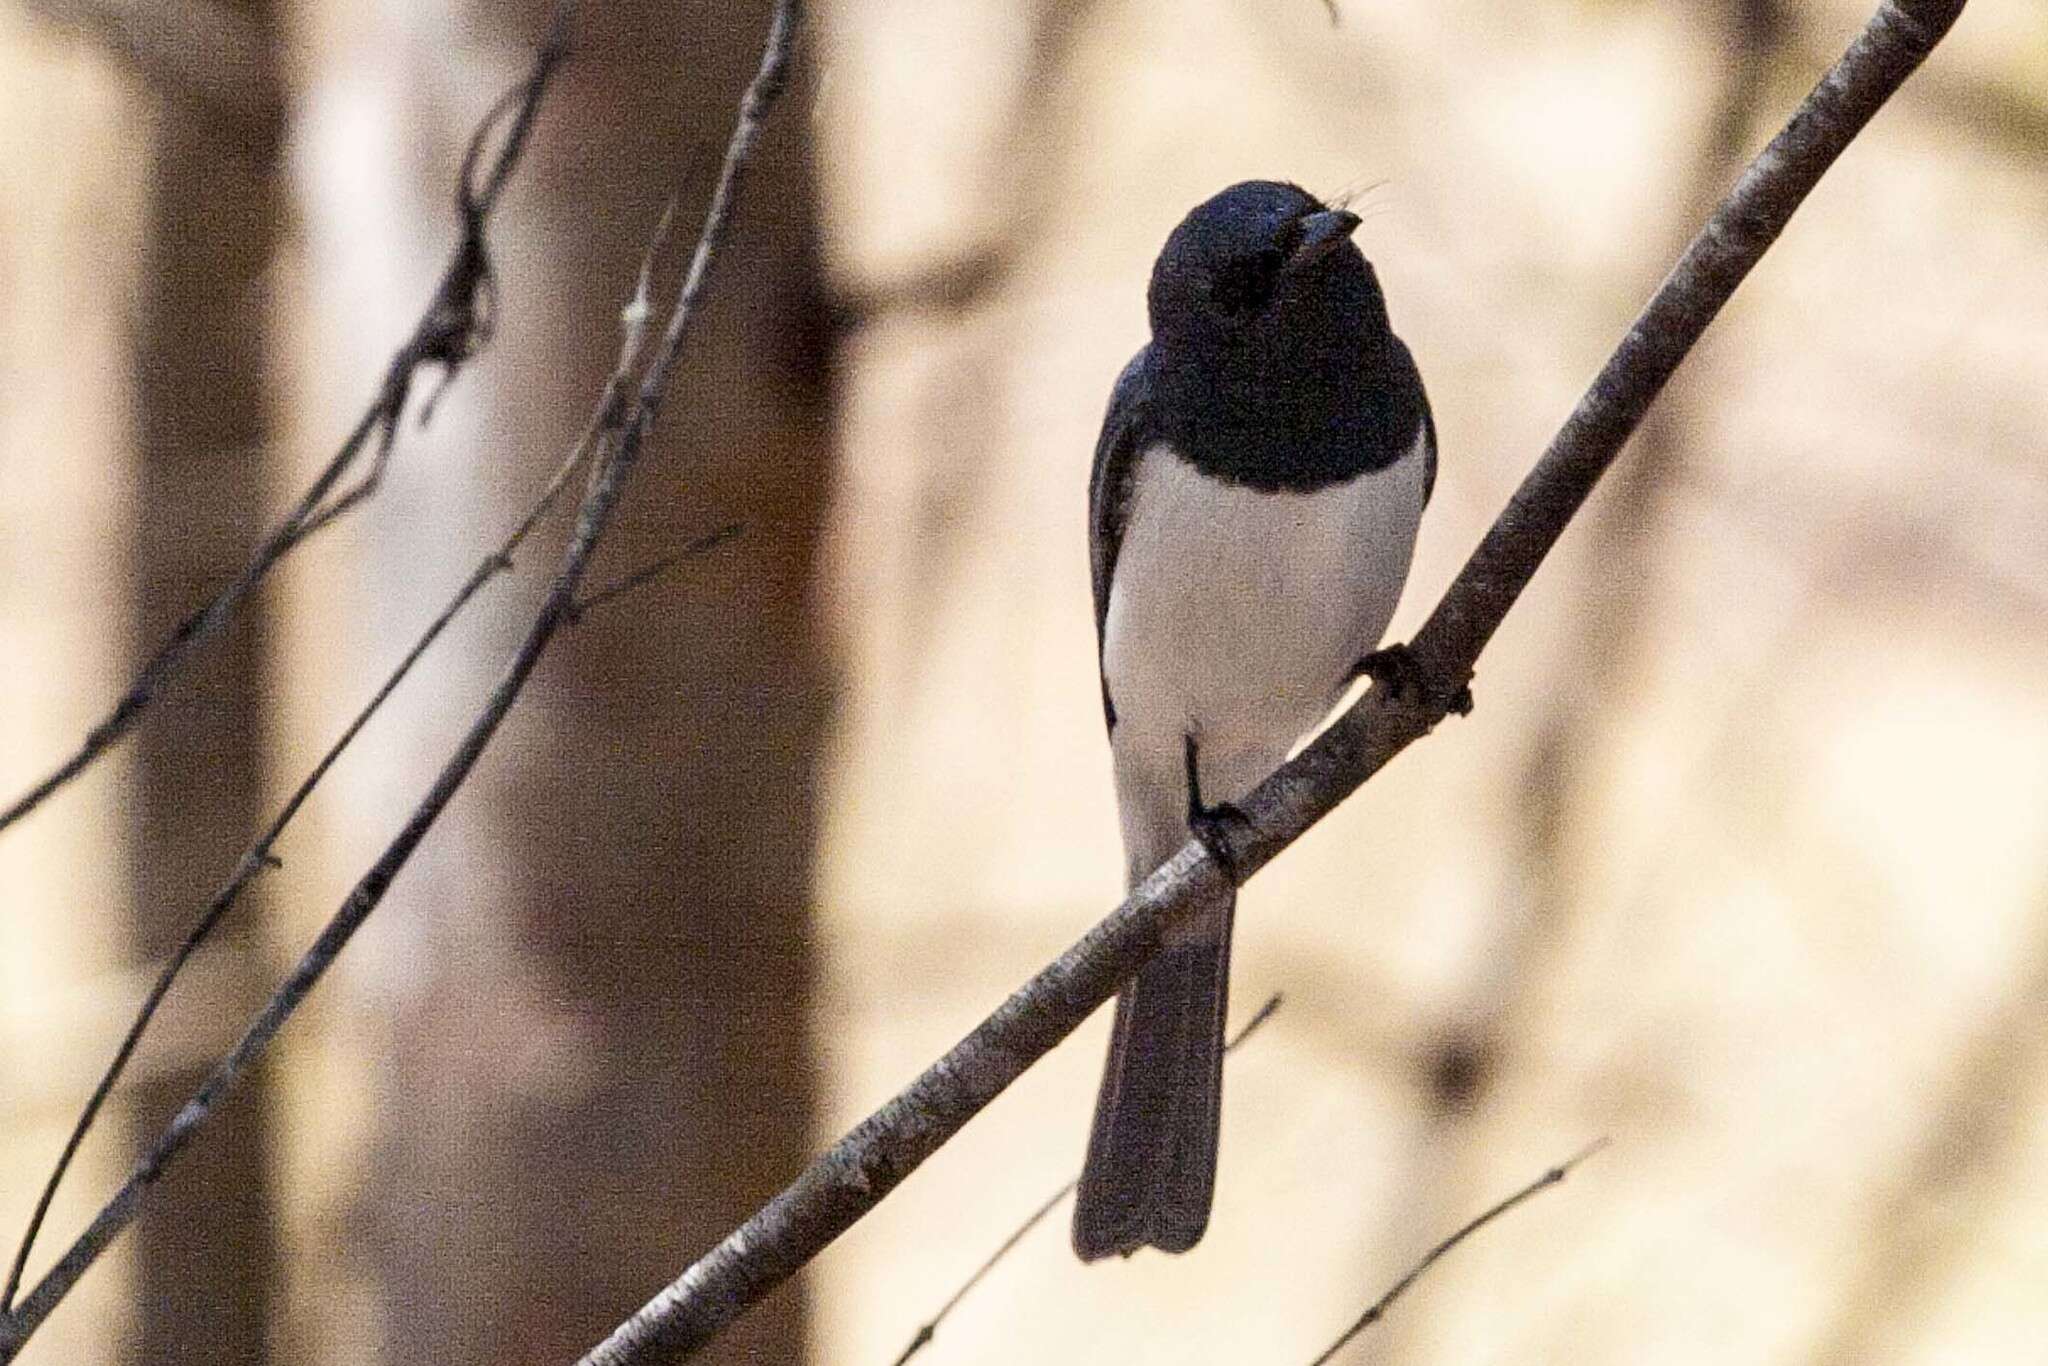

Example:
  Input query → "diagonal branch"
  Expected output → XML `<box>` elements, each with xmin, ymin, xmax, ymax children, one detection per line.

<box><xmin>575</xmin><ymin>2</ymin><xmax>1967</xmax><ymax>1361</ymax></box>
<box><xmin>0</xmin><ymin>0</ymin><xmax>576</xmax><ymax>839</ymax></box>
<box><xmin>0</xmin><ymin>0</ymin><xmax>799</xmax><ymax>1355</ymax></box>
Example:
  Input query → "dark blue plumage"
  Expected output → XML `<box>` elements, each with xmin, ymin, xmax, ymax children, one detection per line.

<box><xmin>1143</xmin><ymin>180</ymin><xmax>1432</xmax><ymax>493</ymax></box>
<box><xmin>1075</xmin><ymin>179</ymin><xmax>1437</xmax><ymax>1262</ymax></box>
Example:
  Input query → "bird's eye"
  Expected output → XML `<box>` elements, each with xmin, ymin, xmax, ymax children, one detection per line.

<box><xmin>1211</xmin><ymin>248</ymin><xmax>1285</xmax><ymax>315</ymax></box>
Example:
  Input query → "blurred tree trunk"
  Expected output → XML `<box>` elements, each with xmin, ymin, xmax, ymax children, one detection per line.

<box><xmin>276</xmin><ymin>2</ymin><xmax>827</xmax><ymax>1362</ymax></box>
<box><xmin>124</xmin><ymin>6</ymin><xmax>287</xmax><ymax>1359</ymax></box>
<box><xmin>0</xmin><ymin>1</ymin><xmax>287</xmax><ymax>1360</ymax></box>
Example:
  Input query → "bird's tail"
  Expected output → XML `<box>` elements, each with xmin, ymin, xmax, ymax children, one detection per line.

<box><xmin>1072</xmin><ymin>894</ymin><xmax>1234</xmax><ymax>1260</ymax></box>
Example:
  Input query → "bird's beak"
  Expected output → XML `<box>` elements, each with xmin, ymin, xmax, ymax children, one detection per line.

<box><xmin>1285</xmin><ymin>208</ymin><xmax>1362</xmax><ymax>274</ymax></box>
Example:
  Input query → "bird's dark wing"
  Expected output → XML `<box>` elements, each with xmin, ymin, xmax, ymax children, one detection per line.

<box><xmin>1089</xmin><ymin>347</ymin><xmax>1152</xmax><ymax>730</ymax></box>
<box><xmin>1391</xmin><ymin>335</ymin><xmax>1436</xmax><ymax>506</ymax></box>
<box><xmin>1421</xmin><ymin>391</ymin><xmax>1438</xmax><ymax>507</ymax></box>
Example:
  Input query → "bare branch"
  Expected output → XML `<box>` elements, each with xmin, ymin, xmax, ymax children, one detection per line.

<box><xmin>568</xmin><ymin>523</ymin><xmax>744</xmax><ymax>623</ymax></box>
<box><xmin>1304</xmin><ymin>1139</ymin><xmax>1610</xmax><ymax>1366</ymax></box>
<box><xmin>889</xmin><ymin>993</ymin><xmax>1284</xmax><ymax>1366</ymax></box>
<box><xmin>0</xmin><ymin>0</ymin><xmax>797</xmax><ymax>1352</ymax></box>
<box><xmin>0</xmin><ymin>183</ymin><xmax>676</xmax><ymax>1321</ymax></box>
<box><xmin>0</xmin><ymin>2</ymin><xmax>576</xmax><ymax>839</ymax></box>
<box><xmin>575</xmin><ymin>3</ymin><xmax>1967</xmax><ymax>1361</ymax></box>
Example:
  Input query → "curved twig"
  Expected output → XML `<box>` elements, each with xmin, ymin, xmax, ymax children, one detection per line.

<box><xmin>1304</xmin><ymin>1139</ymin><xmax>1610</xmax><ymax>1366</ymax></box>
<box><xmin>0</xmin><ymin>2</ymin><xmax>576</xmax><ymax>839</ymax></box>
<box><xmin>0</xmin><ymin>1</ymin><xmax>797</xmax><ymax>1355</ymax></box>
<box><xmin>0</xmin><ymin>166</ymin><xmax>671</xmax><ymax>1322</ymax></box>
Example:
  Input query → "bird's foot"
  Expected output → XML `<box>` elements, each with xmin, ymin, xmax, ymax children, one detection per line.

<box><xmin>1356</xmin><ymin>643</ymin><xmax>1474</xmax><ymax>717</ymax></box>
<box><xmin>1189</xmin><ymin>802</ymin><xmax>1255</xmax><ymax>887</ymax></box>
<box><xmin>1183</xmin><ymin>734</ymin><xmax>1253</xmax><ymax>886</ymax></box>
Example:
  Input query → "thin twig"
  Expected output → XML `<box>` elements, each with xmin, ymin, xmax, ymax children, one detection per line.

<box><xmin>0</xmin><ymin>1</ymin><xmax>797</xmax><ymax>1353</ymax></box>
<box><xmin>290</xmin><ymin>18</ymin><xmax>562</xmax><ymax>537</ymax></box>
<box><xmin>573</xmin><ymin>4</ymin><xmax>1966</xmax><ymax>1361</ymax></box>
<box><xmin>1304</xmin><ymin>1138</ymin><xmax>1610</xmax><ymax>1366</ymax></box>
<box><xmin>568</xmin><ymin>523</ymin><xmax>744</xmax><ymax>623</ymax></box>
<box><xmin>890</xmin><ymin>993</ymin><xmax>1284</xmax><ymax>1366</ymax></box>
<box><xmin>0</xmin><ymin>182</ymin><xmax>674</xmax><ymax>1321</ymax></box>
<box><xmin>0</xmin><ymin>2</ymin><xmax>576</xmax><ymax>839</ymax></box>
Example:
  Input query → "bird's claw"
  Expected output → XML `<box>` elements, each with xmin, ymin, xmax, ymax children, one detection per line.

<box><xmin>1357</xmin><ymin>643</ymin><xmax>1473</xmax><ymax>717</ymax></box>
<box><xmin>1183</xmin><ymin>733</ymin><xmax>1252</xmax><ymax>885</ymax></box>
<box><xmin>1188</xmin><ymin>801</ymin><xmax>1253</xmax><ymax>887</ymax></box>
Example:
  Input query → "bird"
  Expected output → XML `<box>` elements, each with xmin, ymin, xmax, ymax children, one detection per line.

<box><xmin>1074</xmin><ymin>179</ymin><xmax>1437</xmax><ymax>1261</ymax></box>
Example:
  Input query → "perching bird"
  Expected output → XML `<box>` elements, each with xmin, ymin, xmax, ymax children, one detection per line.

<box><xmin>1075</xmin><ymin>179</ymin><xmax>1437</xmax><ymax>1260</ymax></box>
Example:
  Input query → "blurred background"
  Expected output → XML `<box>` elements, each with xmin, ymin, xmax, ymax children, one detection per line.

<box><xmin>3</xmin><ymin>0</ymin><xmax>2045</xmax><ymax>1361</ymax></box>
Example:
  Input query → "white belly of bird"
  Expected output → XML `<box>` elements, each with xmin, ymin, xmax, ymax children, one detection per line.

<box><xmin>1102</xmin><ymin>435</ymin><xmax>1427</xmax><ymax>881</ymax></box>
